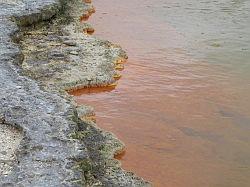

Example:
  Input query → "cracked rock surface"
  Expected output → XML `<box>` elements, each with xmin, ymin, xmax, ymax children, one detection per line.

<box><xmin>0</xmin><ymin>0</ymin><xmax>150</xmax><ymax>186</ymax></box>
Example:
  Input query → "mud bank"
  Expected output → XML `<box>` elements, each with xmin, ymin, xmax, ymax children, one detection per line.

<box><xmin>0</xmin><ymin>0</ymin><xmax>149</xmax><ymax>186</ymax></box>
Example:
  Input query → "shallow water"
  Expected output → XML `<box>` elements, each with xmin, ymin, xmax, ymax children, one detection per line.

<box><xmin>72</xmin><ymin>0</ymin><xmax>250</xmax><ymax>186</ymax></box>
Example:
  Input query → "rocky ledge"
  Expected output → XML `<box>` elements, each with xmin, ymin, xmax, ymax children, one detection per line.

<box><xmin>0</xmin><ymin>0</ymin><xmax>150</xmax><ymax>186</ymax></box>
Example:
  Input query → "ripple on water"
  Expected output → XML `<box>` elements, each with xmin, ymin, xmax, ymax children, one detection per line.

<box><xmin>72</xmin><ymin>0</ymin><xmax>250</xmax><ymax>186</ymax></box>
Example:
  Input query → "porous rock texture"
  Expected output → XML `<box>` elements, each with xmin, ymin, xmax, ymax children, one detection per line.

<box><xmin>0</xmin><ymin>0</ymin><xmax>150</xmax><ymax>186</ymax></box>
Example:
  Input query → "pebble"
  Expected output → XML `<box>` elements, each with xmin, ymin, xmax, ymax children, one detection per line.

<box><xmin>69</xmin><ymin>51</ymin><xmax>79</xmax><ymax>55</ymax></box>
<box><xmin>63</xmin><ymin>40</ymin><xmax>77</xmax><ymax>46</ymax></box>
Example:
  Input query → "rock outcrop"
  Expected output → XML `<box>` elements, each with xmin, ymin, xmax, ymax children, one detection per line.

<box><xmin>0</xmin><ymin>0</ymin><xmax>150</xmax><ymax>186</ymax></box>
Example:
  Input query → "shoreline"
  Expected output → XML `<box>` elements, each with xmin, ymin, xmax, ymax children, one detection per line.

<box><xmin>0</xmin><ymin>0</ymin><xmax>150</xmax><ymax>186</ymax></box>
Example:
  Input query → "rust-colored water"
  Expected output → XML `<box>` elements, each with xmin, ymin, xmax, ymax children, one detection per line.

<box><xmin>72</xmin><ymin>0</ymin><xmax>250</xmax><ymax>186</ymax></box>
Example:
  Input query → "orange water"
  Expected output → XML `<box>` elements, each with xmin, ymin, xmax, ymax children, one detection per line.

<box><xmin>72</xmin><ymin>0</ymin><xmax>250</xmax><ymax>186</ymax></box>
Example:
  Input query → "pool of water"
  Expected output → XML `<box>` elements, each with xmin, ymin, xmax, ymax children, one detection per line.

<box><xmin>71</xmin><ymin>0</ymin><xmax>250</xmax><ymax>186</ymax></box>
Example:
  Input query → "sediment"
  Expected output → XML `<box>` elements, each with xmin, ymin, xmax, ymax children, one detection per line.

<box><xmin>0</xmin><ymin>0</ymin><xmax>150</xmax><ymax>186</ymax></box>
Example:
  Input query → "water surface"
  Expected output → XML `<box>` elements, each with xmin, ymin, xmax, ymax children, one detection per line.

<box><xmin>72</xmin><ymin>0</ymin><xmax>250</xmax><ymax>186</ymax></box>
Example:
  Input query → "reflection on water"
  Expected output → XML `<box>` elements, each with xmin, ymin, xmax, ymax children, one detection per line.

<box><xmin>72</xmin><ymin>0</ymin><xmax>250</xmax><ymax>186</ymax></box>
